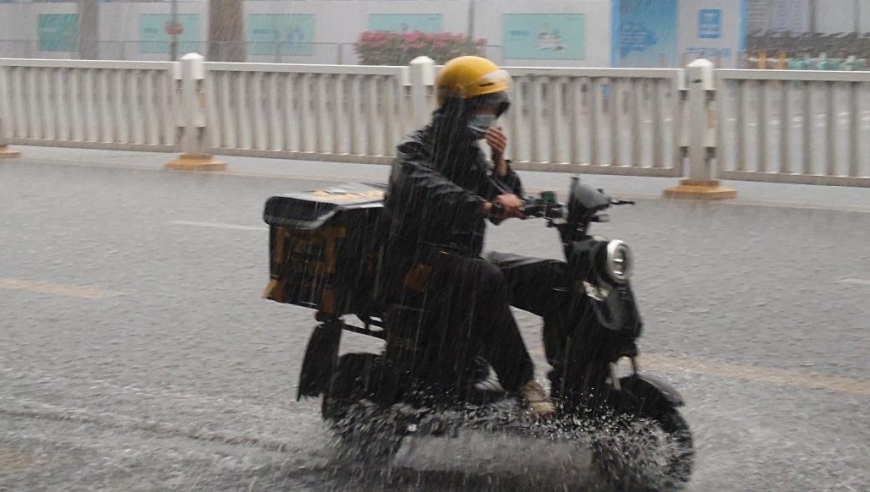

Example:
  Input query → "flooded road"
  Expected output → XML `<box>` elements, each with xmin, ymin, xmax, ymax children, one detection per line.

<box><xmin>1</xmin><ymin>159</ymin><xmax>869</xmax><ymax>491</ymax></box>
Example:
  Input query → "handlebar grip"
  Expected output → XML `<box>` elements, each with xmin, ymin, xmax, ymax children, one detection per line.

<box><xmin>610</xmin><ymin>199</ymin><xmax>636</xmax><ymax>206</ymax></box>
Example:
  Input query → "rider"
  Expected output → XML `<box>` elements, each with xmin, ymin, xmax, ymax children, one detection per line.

<box><xmin>382</xmin><ymin>55</ymin><xmax>557</xmax><ymax>418</ymax></box>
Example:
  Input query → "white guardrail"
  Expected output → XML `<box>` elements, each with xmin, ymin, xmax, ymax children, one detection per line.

<box><xmin>1</xmin><ymin>55</ymin><xmax>869</xmax><ymax>187</ymax></box>
<box><xmin>0</xmin><ymin>58</ymin><xmax>177</xmax><ymax>152</ymax></box>
<box><xmin>204</xmin><ymin>62</ymin><xmax>413</xmax><ymax>164</ymax></box>
<box><xmin>716</xmin><ymin>69</ymin><xmax>870</xmax><ymax>186</ymax></box>
<box><xmin>504</xmin><ymin>67</ymin><xmax>684</xmax><ymax>177</ymax></box>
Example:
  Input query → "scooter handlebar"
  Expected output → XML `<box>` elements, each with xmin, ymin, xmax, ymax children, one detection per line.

<box><xmin>487</xmin><ymin>198</ymin><xmax>564</xmax><ymax>220</ymax></box>
<box><xmin>488</xmin><ymin>202</ymin><xmax>505</xmax><ymax>218</ymax></box>
<box><xmin>610</xmin><ymin>198</ymin><xmax>636</xmax><ymax>206</ymax></box>
<box><xmin>520</xmin><ymin>200</ymin><xmax>563</xmax><ymax>219</ymax></box>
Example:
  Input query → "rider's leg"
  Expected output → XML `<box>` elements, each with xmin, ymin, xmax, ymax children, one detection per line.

<box><xmin>484</xmin><ymin>252</ymin><xmax>569</xmax><ymax>362</ymax></box>
<box><xmin>484</xmin><ymin>251</ymin><xmax>573</xmax><ymax>395</ymax></box>
<box><xmin>483</xmin><ymin>252</ymin><xmax>566</xmax><ymax>315</ymax></box>
<box><xmin>433</xmin><ymin>254</ymin><xmax>555</xmax><ymax>417</ymax></box>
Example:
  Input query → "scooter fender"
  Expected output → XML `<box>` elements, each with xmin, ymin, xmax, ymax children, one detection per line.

<box><xmin>617</xmin><ymin>373</ymin><xmax>685</xmax><ymax>409</ymax></box>
<box><xmin>296</xmin><ymin>323</ymin><xmax>343</xmax><ymax>401</ymax></box>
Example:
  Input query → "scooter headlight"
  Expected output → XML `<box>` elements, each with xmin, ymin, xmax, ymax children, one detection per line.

<box><xmin>605</xmin><ymin>240</ymin><xmax>633</xmax><ymax>283</ymax></box>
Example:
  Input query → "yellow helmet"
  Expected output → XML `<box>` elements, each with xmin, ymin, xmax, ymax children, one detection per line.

<box><xmin>435</xmin><ymin>56</ymin><xmax>511</xmax><ymax>107</ymax></box>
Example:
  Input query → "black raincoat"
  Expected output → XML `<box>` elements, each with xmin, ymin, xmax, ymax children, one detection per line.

<box><xmin>383</xmin><ymin>110</ymin><xmax>524</xmax><ymax>259</ymax></box>
<box><xmin>378</xmin><ymin>107</ymin><xmax>545</xmax><ymax>393</ymax></box>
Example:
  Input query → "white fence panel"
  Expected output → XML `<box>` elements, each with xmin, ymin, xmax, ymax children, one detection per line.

<box><xmin>717</xmin><ymin>70</ymin><xmax>870</xmax><ymax>186</ymax></box>
<box><xmin>500</xmin><ymin>67</ymin><xmax>685</xmax><ymax>177</ymax></box>
<box><xmin>204</xmin><ymin>62</ymin><xmax>410</xmax><ymax>165</ymax></box>
<box><xmin>0</xmin><ymin>58</ymin><xmax>177</xmax><ymax>152</ymax></box>
<box><xmin>4</xmin><ymin>55</ymin><xmax>870</xmax><ymax>187</ymax></box>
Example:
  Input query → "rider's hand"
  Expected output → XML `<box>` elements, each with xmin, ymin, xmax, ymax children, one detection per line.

<box><xmin>485</xmin><ymin>126</ymin><xmax>508</xmax><ymax>157</ymax></box>
<box><xmin>486</xmin><ymin>127</ymin><xmax>511</xmax><ymax>177</ymax></box>
<box><xmin>492</xmin><ymin>193</ymin><xmax>524</xmax><ymax>219</ymax></box>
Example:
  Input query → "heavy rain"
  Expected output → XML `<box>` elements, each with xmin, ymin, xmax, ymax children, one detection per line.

<box><xmin>1</xmin><ymin>0</ymin><xmax>869</xmax><ymax>490</ymax></box>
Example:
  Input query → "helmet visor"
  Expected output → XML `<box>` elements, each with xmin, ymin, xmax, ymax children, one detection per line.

<box><xmin>468</xmin><ymin>89</ymin><xmax>511</xmax><ymax>118</ymax></box>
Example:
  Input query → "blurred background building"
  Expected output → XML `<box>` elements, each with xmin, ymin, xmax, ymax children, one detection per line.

<box><xmin>0</xmin><ymin>0</ymin><xmax>867</xmax><ymax>69</ymax></box>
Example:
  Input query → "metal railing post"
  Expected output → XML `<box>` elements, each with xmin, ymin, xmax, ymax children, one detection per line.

<box><xmin>409</xmin><ymin>56</ymin><xmax>435</xmax><ymax>129</ymax></box>
<box><xmin>165</xmin><ymin>53</ymin><xmax>226</xmax><ymax>171</ymax></box>
<box><xmin>0</xmin><ymin>58</ymin><xmax>21</xmax><ymax>159</ymax></box>
<box><xmin>664</xmin><ymin>58</ymin><xmax>736</xmax><ymax>199</ymax></box>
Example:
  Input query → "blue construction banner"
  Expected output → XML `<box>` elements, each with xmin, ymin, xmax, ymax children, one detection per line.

<box><xmin>678</xmin><ymin>0</ymin><xmax>746</xmax><ymax>68</ymax></box>
<box><xmin>38</xmin><ymin>14</ymin><xmax>78</xmax><ymax>52</ymax></box>
<box><xmin>698</xmin><ymin>9</ymin><xmax>722</xmax><ymax>39</ymax></box>
<box><xmin>611</xmin><ymin>0</ymin><xmax>678</xmax><ymax>67</ymax></box>
<box><xmin>248</xmin><ymin>14</ymin><xmax>315</xmax><ymax>56</ymax></box>
<box><xmin>502</xmin><ymin>13</ymin><xmax>586</xmax><ymax>61</ymax></box>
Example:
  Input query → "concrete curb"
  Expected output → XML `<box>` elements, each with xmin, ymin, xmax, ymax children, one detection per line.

<box><xmin>8</xmin><ymin>146</ymin><xmax>870</xmax><ymax>215</ymax></box>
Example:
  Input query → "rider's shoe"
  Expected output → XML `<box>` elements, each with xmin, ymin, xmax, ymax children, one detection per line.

<box><xmin>519</xmin><ymin>380</ymin><xmax>557</xmax><ymax>418</ymax></box>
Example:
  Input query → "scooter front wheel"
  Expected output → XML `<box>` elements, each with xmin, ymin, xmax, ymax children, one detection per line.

<box><xmin>591</xmin><ymin>405</ymin><xmax>694</xmax><ymax>491</ymax></box>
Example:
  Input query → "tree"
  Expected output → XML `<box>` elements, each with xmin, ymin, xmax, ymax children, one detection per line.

<box><xmin>78</xmin><ymin>0</ymin><xmax>99</xmax><ymax>60</ymax></box>
<box><xmin>208</xmin><ymin>0</ymin><xmax>245</xmax><ymax>62</ymax></box>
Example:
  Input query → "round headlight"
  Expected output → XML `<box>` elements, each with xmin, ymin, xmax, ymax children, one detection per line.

<box><xmin>605</xmin><ymin>240</ymin><xmax>633</xmax><ymax>283</ymax></box>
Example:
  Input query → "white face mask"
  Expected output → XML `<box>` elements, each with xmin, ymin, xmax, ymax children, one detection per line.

<box><xmin>468</xmin><ymin>113</ymin><xmax>497</xmax><ymax>139</ymax></box>
<box><xmin>469</xmin><ymin>114</ymin><xmax>497</xmax><ymax>162</ymax></box>
<box><xmin>478</xmin><ymin>138</ymin><xmax>494</xmax><ymax>163</ymax></box>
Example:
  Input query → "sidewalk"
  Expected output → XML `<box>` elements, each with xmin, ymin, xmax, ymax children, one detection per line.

<box><xmin>8</xmin><ymin>145</ymin><xmax>870</xmax><ymax>214</ymax></box>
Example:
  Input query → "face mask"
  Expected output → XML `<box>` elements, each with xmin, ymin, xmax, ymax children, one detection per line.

<box><xmin>467</xmin><ymin>114</ymin><xmax>496</xmax><ymax>140</ymax></box>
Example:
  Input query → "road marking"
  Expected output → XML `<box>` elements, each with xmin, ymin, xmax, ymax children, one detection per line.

<box><xmin>839</xmin><ymin>278</ymin><xmax>870</xmax><ymax>286</ymax></box>
<box><xmin>641</xmin><ymin>354</ymin><xmax>870</xmax><ymax>397</ymax></box>
<box><xmin>0</xmin><ymin>450</ymin><xmax>41</xmax><ymax>473</ymax></box>
<box><xmin>170</xmin><ymin>220</ymin><xmax>268</xmax><ymax>232</ymax></box>
<box><xmin>0</xmin><ymin>397</ymin><xmax>295</xmax><ymax>453</ymax></box>
<box><xmin>716</xmin><ymin>200</ymin><xmax>870</xmax><ymax>215</ymax></box>
<box><xmin>529</xmin><ymin>348</ymin><xmax>870</xmax><ymax>397</ymax></box>
<box><xmin>532</xmin><ymin>190</ymin><xmax>870</xmax><ymax>215</ymax></box>
<box><xmin>0</xmin><ymin>277</ymin><xmax>126</xmax><ymax>300</ymax></box>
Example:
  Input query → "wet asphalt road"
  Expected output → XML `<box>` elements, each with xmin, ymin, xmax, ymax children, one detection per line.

<box><xmin>1</xmin><ymin>159</ymin><xmax>869</xmax><ymax>491</ymax></box>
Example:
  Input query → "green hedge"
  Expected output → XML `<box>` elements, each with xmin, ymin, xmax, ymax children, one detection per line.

<box><xmin>355</xmin><ymin>31</ymin><xmax>485</xmax><ymax>65</ymax></box>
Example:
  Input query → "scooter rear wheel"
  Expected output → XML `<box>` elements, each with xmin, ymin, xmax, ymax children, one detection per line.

<box><xmin>321</xmin><ymin>353</ymin><xmax>403</xmax><ymax>461</ymax></box>
<box><xmin>321</xmin><ymin>353</ymin><xmax>379</xmax><ymax>421</ymax></box>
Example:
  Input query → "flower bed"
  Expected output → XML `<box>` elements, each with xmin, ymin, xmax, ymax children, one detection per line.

<box><xmin>355</xmin><ymin>31</ymin><xmax>486</xmax><ymax>65</ymax></box>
